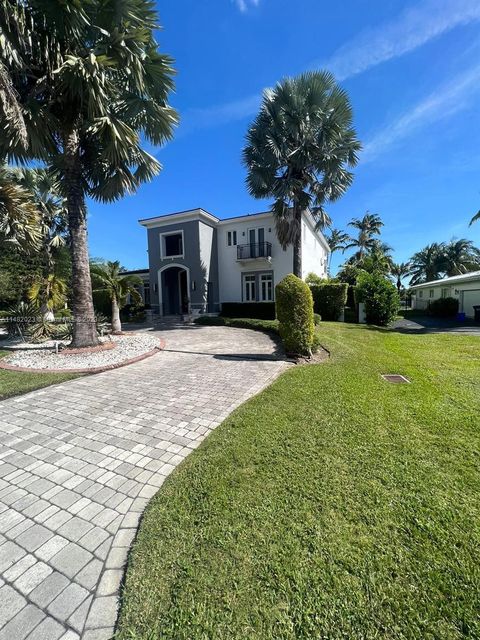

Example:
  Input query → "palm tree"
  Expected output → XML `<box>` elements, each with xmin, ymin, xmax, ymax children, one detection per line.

<box><xmin>390</xmin><ymin>262</ymin><xmax>411</xmax><ymax>294</ymax></box>
<box><xmin>358</xmin><ymin>240</ymin><xmax>393</xmax><ymax>276</ymax></box>
<box><xmin>28</xmin><ymin>274</ymin><xmax>67</xmax><ymax>321</ymax></box>
<box><xmin>469</xmin><ymin>210</ymin><xmax>479</xmax><ymax>226</ymax></box>
<box><xmin>409</xmin><ymin>243</ymin><xmax>444</xmax><ymax>285</ymax></box>
<box><xmin>90</xmin><ymin>261</ymin><xmax>142</xmax><ymax>334</ymax></box>
<box><xmin>243</xmin><ymin>71</ymin><xmax>361</xmax><ymax>277</ymax></box>
<box><xmin>438</xmin><ymin>239</ymin><xmax>480</xmax><ymax>276</ymax></box>
<box><xmin>0</xmin><ymin>166</ymin><xmax>42</xmax><ymax>251</ymax></box>
<box><xmin>0</xmin><ymin>1</ymin><xmax>178</xmax><ymax>347</ymax></box>
<box><xmin>344</xmin><ymin>212</ymin><xmax>383</xmax><ymax>261</ymax></box>
<box><xmin>326</xmin><ymin>228</ymin><xmax>350</xmax><ymax>273</ymax></box>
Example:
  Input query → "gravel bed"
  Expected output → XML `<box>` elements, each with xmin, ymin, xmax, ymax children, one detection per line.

<box><xmin>1</xmin><ymin>334</ymin><xmax>162</xmax><ymax>370</ymax></box>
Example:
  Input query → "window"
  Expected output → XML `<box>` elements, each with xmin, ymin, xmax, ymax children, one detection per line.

<box><xmin>260</xmin><ymin>273</ymin><xmax>273</xmax><ymax>301</ymax></box>
<box><xmin>161</xmin><ymin>231</ymin><xmax>183</xmax><ymax>258</ymax></box>
<box><xmin>143</xmin><ymin>281</ymin><xmax>150</xmax><ymax>306</ymax></box>
<box><xmin>419</xmin><ymin>291</ymin><xmax>423</xmax><ymax>298</ymax></box>
<box><xmin>243</xmin><ymin>274</ymin><xmax>256</xmax><ymax>301</ymax></box>
<box><xmin>441</xmin><ymin>288</ymin><xmax>448</xmax><ymax>298</ymax></box>
<box><xmin>227</xmin><ymin>231</ymin><xmax>237</xmax><ymax>246</ymax></box>
<box><xmin>429</xmin><ymin>289</ymin><xmax>434</xmax><ymax>298</ymax></box>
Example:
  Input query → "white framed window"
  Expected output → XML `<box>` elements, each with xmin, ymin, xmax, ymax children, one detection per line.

<box><xmin>227</xmin><ymin>230</ymin><xmax>237</xmax><ymax>246</ymax></box>
<box><xmin>243</xmin><ymin>274</ymin><xmax>256</xmax><ymax>301</ymax></box>
<box><xmin>260</xmin><ymin>273</ymin><xmax>273</xmax><ymax>301</ymax></box>
<box><xmin>429</xmin><ymin>289</ymin><xmax>434</xmax><ymax>298</ymax></box>
<box><xmin>161</xmin><ymin>230</ymin><xmax>184</xmax><ymax>259</ymax></box>
<box><xmin>441</xmin><ymin>288</ymin><xmax>448</xmax><ymax>298</ymax></box>
<box><xmin>419</xmin><ymin>290</ymin><xmax>423</xmax><ymax>298</ymax></box>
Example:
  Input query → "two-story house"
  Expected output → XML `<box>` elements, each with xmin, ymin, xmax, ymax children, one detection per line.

<box><xmin>138</xmin><ymin>208</ymin><xmax>330</xmax><ymax>316</ymax></box>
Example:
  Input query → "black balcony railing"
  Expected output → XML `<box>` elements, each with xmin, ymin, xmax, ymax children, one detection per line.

<box><xmin>237</xmin><ymin>242</ymin><xmax>272</xmax><ymax>260</ymax></box>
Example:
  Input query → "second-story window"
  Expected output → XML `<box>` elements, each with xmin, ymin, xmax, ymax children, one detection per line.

<box><xmin>227</xmin><ymin>231</ymin><xmax>237</xmax><ymax>246</ymax></box>
<box><xmin>162</xmin><ymin>232</ymin><xmax>183</xmax><ymax>258</ymax></box>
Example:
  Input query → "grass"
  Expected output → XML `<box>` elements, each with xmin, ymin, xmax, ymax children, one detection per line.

<box><xmin>0</xmin><ymin>350</ymin><xmax>79</xmax><ymax>400</ymax></box>
<box><xmin>116</xmin><ymin>323</ymin><xmax>480</xmax><ymax>640</ymax></box>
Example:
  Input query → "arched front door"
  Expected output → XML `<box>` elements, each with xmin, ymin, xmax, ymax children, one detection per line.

<box><xmin>158</xmin><ymin>264</ymin><xmax>190</xmax><ymax>316</ymax></box>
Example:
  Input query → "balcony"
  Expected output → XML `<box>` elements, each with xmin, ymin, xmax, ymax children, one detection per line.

<box><xmin>236</xmin><ymin>242</ymin><xmax>272</xmax><ymax>262</ymax></box>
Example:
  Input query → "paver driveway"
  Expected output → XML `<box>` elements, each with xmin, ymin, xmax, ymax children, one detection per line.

<box><xmin>0</xmin><ymin>324</ymin><xmax>288</xmax><ymax>640</ymax></box>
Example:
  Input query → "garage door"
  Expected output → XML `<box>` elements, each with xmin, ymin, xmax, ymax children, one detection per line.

<box><xmin>461</xmin><ymin>289</ymin><xmax>480</xmax><ymax>318</ymax></box>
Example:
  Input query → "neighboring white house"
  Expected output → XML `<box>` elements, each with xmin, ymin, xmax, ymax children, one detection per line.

<box><xmin>137</xmin><ymin>208</ymin><xmax>330</xmax><ymax>316</ymax></box>
<box><xmin>411</xmin><ymin>270</ymin><xmax>480</xmax><ymax>319</ymax></box>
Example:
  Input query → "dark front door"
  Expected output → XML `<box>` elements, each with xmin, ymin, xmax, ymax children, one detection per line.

<box><xmin>179</xmin><ymin>270</ymin><xmax>189</xmax><ymax>314</ymax></box>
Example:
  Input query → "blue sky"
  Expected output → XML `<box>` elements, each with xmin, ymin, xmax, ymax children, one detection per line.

<box><xmin>88</xmin><ymin>0</ymin><xmax>480</xmax><ymax>274</ymax></box>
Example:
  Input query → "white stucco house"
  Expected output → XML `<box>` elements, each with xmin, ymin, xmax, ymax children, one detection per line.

<box><xmin>132</xmin><ymin>208</ymin><xmax>330</xmax><ymax>316</ymax></box>
<box><xmin>411</xmin><ymin>270</ymin><xmax>480</xmax><ymax>319</ymax></box>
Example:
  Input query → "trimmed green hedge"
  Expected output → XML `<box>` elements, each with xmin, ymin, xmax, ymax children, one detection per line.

<box><xmin>220</xmin><ymin>302</ymin><xmax>276</xmax><ymax>320</ymax></box>
<box><xmin>276</xmin><ymin>274</ymin><xmax>314</xmax><ymax>356</ymax></box>
<box><xmin>194</xmin><ymin>316</ymin><xmax>279</xmax><ymax>334</ymax></box>
<box><xmin>310</xmin><ymin>282</ymin><xmax>348</xmax><ymax>321</ymax></box>
<box><xmin>356</xmin><ymin>273</ymin><xmax>400</xmax><ymax>326</ymax></box>
<box><xmin>429</xmin><ymin>297</ymin><xmax>459</xmax><ymax>317</ymax></box>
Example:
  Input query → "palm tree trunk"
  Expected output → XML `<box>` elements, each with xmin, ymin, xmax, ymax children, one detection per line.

<box><xmin>111</xmin><ymin>296</ymin><xmax>122</xmax><ymax>334</ymax></box>
<box><xmin>63</xmin><ymin>127</ymin><xmax>99</xmax><ymax>348</ymax></box>
<box><xmin>293</xmin><ymin>204</ymin><xmax>302</xmax><ymax>278</ymax></box>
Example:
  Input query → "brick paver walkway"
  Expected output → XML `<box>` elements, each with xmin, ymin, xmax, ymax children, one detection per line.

<box><xmin>0</xmin><ymin>324</ymin><xmax>288</xmax><ymax>640</ymax></box>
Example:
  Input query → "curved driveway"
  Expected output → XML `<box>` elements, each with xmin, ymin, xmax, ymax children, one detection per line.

<box><xmin>0</xmin><ymin>324</ymin><xmax>288</xmax><ymax>640</ymax></box>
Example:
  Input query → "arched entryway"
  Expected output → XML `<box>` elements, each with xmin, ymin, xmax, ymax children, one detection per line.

<box><xmin>158</xmin><ymin>264</ymin><xmax>190</xmax><ymax>316</ymax></box>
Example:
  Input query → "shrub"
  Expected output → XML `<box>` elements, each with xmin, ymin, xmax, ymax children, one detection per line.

<box><xmin>220</xmin><ymin>302</ymin><xmax>276</xmax><ymax>320</ymax></box>
<box><xmin>356</xmin><ymin>273</ymin><xmax>400</xmax><ymax>326</ymax></box>
<box><xmin>55</xmin><ymin>308</ymin><xmax>72</xmax><ymax>319</ymax></box>
<box><xmin>4</xmin><ymin>301</ymin><xmax>40</xmax><ymax>338</ymax></box>
<box><xmin>429</xmin><ymin>297</ymin><xmax>459</xmax><ymax>317</ymax></box>
<box><xmin>194</xmin><ymin>315</ymin><xmax>226</xmax><ymax>326</ymax></box>
<box><xmin>344</xmin><ymin>307</ymin><xmax>357</xmax><ymax>324</ymax></box>
<box><xmin>310</xmin><ymin>282</ymin><xmax>348</xmax><ymax>321</ymax></box>
<box><xmin>305</xmin><ymin>272</ymin><xmax>324</xmax><ymax>286</ymax></box>
<box><xmin>275</xmin><ymin>274</ymin><xmax>314</xmax><ymax>355</ymax></box>
<box><xmin>194</xmin><ymin>315</ymin><xmax>279</xmax><ymax>334</ymax></box>
<box><xmin>313</xmin><ymin>313</ymin><xmax>321</xmax><ymax>325</ymax></box>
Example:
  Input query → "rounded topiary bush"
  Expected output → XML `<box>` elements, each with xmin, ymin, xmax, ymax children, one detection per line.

<box><xmin>275</xmin><ymin>274</ymin><xmax>314</xmax><ymax>355</ymax></box>
<box><xmin>355</xmin><ymin>272</ymin><xmax>400</xmax><ymax>326</ymax></box>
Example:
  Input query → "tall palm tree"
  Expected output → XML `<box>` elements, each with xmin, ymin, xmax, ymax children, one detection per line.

<box><xmin>0</xmin><ymin>1</ymin><xmax>178</xmax><ymax>347</ymax></box>
<box><xmin>439</xmin><ymin>239</ymin><xmax>480</xmax><ymax>276</ymax></box>
<box><xmin>390</xmin><ymin>262</ymin><xmax>411</xmax><ymax>293</ymax></box>
<box><xmin>243</xmin><ymin>71</ymin><xmax>361</xmax><ymax>277</ymax></box>
<box><xmin>469</xmin><ymin>210</ymin><xmax>479</xmax><ymax>226</ymax></box>
<box><xmin>344</xmin><ymin>212</ymin><xmax>383</xmax><ymax>261</ymax></box>
<box><xmin>409</xmin><ymin>243</ymin><xmax>444</xmax><ymax>285</ymax></box>
<box><xmin>326</xmin><ymin>228</ymin><xmax>350</xmax><ymax>273</ymax></box>
<box><xmin>90</xmin><ymin>261</ymin><xmax>142</xmax><ymax>334</ymax></box>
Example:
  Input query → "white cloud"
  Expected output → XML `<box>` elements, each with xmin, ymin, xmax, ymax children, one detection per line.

<box><xmin>233</xmin><ymin>0</ymin><xmax>260</xmax><ymax>12</ymax></box>
<box><xmin>184</xmin><ymin>0</ymin><xmax>480</xmax><ymax>129</ymax></box>
<box><xmin>318</xmin><ymin>0</ymin><xmax>480</xmax><ymax>81</ymax></box>
<box><xmin>362</xmin><ymin>62</ymin><xmax>480</xmax><ymax>162</ymax></box>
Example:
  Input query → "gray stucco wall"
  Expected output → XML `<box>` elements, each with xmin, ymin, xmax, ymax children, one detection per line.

<box><xmin>147</xmin><ymin>219</ymin><xmax>219</xmax><ymax>313</ymax></box>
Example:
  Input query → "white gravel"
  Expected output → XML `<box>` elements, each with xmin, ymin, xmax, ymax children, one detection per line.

<box><xmin>2</xmin><ymin>334</ymin><xmax>162</xmax><ymax>370</ymax></box>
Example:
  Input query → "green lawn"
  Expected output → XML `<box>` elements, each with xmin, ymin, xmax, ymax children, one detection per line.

<box><xmin>0</xmin><ymin>350</ymin><xmax>79</xmax><ymax>400</ymax></box>
<box><xmin>116</xmin><ymin>323</ymin><xmax>480</xmax><ymax>640</ymax></box>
